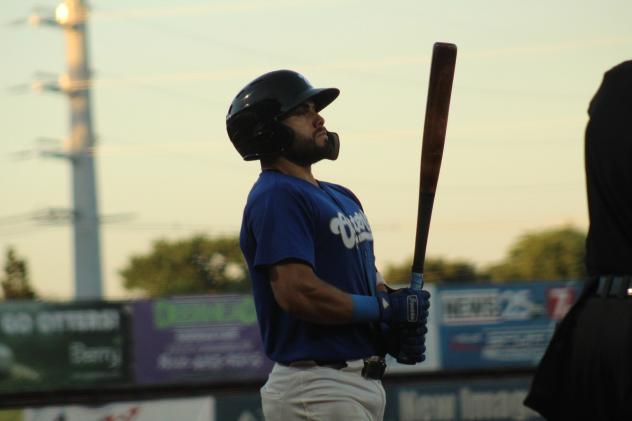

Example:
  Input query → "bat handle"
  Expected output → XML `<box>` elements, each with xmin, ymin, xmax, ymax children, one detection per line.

<box><xmin>410</xmin><ymin>271</ymin><xmax>424</xmax><ymax>291</ymax></box>
<box><xmin>396</xmin><ymin>271</ymin><xmax>426</xmax><ymax>365</ymax></box>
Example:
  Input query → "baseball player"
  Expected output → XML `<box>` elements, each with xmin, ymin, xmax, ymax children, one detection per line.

<box><xmin>226</xmin><ymin>70</ymin><xmax>430</xmax><ymax>421</ymax></box>
<box><xmin>525</xmin><ymin>61</ymin><xmax>632</xmax><ymax>419</ymax></box>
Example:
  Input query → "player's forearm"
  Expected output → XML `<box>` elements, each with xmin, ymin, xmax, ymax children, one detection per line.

<box><xmin>283</xmin><ymin>279</ymin><xmax>355</xmax><ymax>324</ymax></box>
<box><xmin>269</xmin><ymin>263</ymin><xmax>365</xmax><ymax>324</ymax></box>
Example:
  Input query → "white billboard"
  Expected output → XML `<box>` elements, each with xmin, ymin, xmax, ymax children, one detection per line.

<box><xmin>24</xmin><ymin>396</ymin><xmax>215</xmax><ymax>421</ymax></box>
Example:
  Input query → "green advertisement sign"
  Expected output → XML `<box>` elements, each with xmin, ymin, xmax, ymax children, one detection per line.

<box><xmin>0</xmin><ymin>301</ymin><xmax>130</xmax><ymax>394</ymax></box>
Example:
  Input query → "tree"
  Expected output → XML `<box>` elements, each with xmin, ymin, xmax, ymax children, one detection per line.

<box><xmin>2</xmin><ymin>247</ymin><xmax>36</xmax><ymax>300</ymax></box>
<box><xmin>486</xmin><ymin>225</ymin><xmax>586</xmax><ymax>281</ymax></box>
<box><xmin>383</xmin><ymin>257</ymin><xmax>481</xmax><ymax>285</ymax></box>
<box><xmin>120</xmin><ymin>234</ymin><xmax>250</xmax><ymax>297</ymax></box>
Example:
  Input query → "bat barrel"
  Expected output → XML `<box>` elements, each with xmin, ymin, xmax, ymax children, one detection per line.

<box><xmin>410</xmin><ymin>42</ymin><xmax>457</xmax><ymax>291</ymax></box>
<box><xmin>399</xmin><ymin>43</ymin><xmax>456</xmax><ymax>366</ymax></box>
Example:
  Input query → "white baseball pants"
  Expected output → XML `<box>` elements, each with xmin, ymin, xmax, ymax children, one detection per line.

<box><xmin>260</xmin><ymin>360</ymin><xmax>386</xmax><ymax>421</ymax></box>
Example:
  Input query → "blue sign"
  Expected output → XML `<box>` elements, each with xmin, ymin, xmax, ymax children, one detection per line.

<box><xmin>385</xmin><ymin>377</ymin><xmax>542</xmax><ymax>421</ymax></box>
<box><xmin>436</xmin><ymin>281</ymin><xmax>582</xmax><ymax>370</ymax></box>
<box><xmin>210</xmin><ymin>375</ymin><xmax>544</xmax><ymax>421</ymax></box>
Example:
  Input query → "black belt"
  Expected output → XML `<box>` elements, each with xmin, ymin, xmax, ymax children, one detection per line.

<box><xmin>284</xmin><ymin>356</ymin><xmax>386</xmax><ymax>380</ymax></box>
<box><xmin>286</xmin><ymin>360</ymin><xmax>348</xmax><ymax>370</ymax></box>
<box><xmin>595</xmin><ymin>275</ymin><xmax>632</xmax><ymax>298</ymax></box>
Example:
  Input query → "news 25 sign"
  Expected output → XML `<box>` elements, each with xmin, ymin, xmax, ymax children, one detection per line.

<box><xmin>436</xmin><ymin>281</ymin><xmax>581</xmax><ymax>370</ymax></box>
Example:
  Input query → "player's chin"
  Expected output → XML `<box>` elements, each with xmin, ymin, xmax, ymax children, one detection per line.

<box><xmin>313</xmin><ymin>134</ymin><xmax>328</xmax><ymax>149</ymax></box>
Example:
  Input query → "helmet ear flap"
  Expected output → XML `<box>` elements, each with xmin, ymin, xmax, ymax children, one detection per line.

<box><xmin>228</xmin><ymin>112</ymin><xmax>294</xmax><ymax>161</ymax></box>
<box><xmin>269</xmin><ymin>121</ymin><xmax>294</xmax><ymax>153</ymax></box>
<box><xmin>252</xmin><ymin>121</ymin><xmax>294</xmax><ymax>162</ymax></box>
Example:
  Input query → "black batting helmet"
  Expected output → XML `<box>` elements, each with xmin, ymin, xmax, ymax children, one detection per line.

<box><xmin>226</xmin><ymin>70</ymin><xmax>339</xmax><ymax>161</ymax></box>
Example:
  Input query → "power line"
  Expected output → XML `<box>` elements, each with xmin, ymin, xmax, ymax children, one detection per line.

<box><xmin>93</xmin><ymin>4</ymin><xmax>312</xmax><ymax>66</ymax></box>
<box><xmin>0</xmin><ymin>212</ymin><xmax>34</xmax><ymax>225</ymax></box>
<box><xmin>107</xmin><ymin>222</ymin><xmax>238</xmax><ymax>233</ymax></box>
<box><xmin>96</xmin><ymin>70</ymin><xmax>226</xmax><ymax>107</ymax></box>
<box><xmin>0</xmin><ymin>226</ymin><xmax>55</xmax><ymax>238</ymax></box>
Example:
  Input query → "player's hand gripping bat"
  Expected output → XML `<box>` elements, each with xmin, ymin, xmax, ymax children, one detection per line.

<box><xmin>396</xmin><ymin>42</ymin><xmax>457</xmax><ymax>364</ymax></box>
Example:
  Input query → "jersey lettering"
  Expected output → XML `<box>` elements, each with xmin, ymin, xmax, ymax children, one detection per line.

<box><xmin>329</xmin><ymin>211</ymin><xmax>373</xmax><ymax>249</ymax></box>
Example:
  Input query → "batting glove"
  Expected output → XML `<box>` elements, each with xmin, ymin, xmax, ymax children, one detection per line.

<box><xmin>384</xmin><ymin>323</ymin><xmax>428</xmax><ymax>364</ymax></box>
<box><xmin>376</xmin><ymin>288</ymin><xmax>430</xmax><ymax>324</ymax></box>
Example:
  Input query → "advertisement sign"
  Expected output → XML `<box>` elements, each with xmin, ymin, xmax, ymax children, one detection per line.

<box><xmin>436</xmin><ymin>281</ymin><xmax>581</xmax><ymax>370</ymax></box>
<box><xmin>385</xmin><ymin>377</ymin><xmax>542</xmax><ymax>421</ymax></box>
<box><xmin>0</xmin><ymin>409</ymin><xmax>23</xmax><ymax>421</ymax></box>
<box><xmin>132</xmin><ymin>295</ymin><xmax>273</xmax><ymax>385</ymax></box>
<box><xmin>215</xmin><ymin>393</ymin><xmax>263</xmax><ymax>421</ymax></box>
<box><xmin>23</xmin><ymin>396</ymin><xmax>214</xmax><ymax>421</ymax></box>
<box><xmin>151</xmin><ymin>377</ymin><xmax>541</xmax><ymax>421</ymax></box>
<box><xmin>0</xmin><ymin>301</ymin><xmax>129</xmax><ymax>393</ymax></box>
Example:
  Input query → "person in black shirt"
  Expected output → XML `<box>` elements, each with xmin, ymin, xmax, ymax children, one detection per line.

<box><xmin>525</xmin><ymin>60</ymin><xmax>632</xmax><ymax>420</ymax></box>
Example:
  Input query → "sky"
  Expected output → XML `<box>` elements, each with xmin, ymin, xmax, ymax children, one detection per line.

<box><xmin>1</xmin><ymin>0</ymin><xmax>630</xmax><ymax>300</ymax></box>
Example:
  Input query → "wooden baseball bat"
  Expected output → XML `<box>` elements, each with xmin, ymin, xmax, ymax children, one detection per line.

<box><xmin>410</xmin><ymin>42</ymin><xmax>457</xmax><ymax>291</ymax></box>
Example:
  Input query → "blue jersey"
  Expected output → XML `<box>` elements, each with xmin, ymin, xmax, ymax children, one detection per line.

<box><xmin>240</xmin><ymin>171</ymin><xmax>380</xmax><ymax>363</ymax></box>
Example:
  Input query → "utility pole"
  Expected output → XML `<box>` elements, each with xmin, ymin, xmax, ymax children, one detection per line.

<box><xmin>11</xmin><ymin>0</ymin><xmax>103</xmax><ymax>299</ymax></box>
<box><xmin>61</xmin><ymin>0</ymin><xmax>103</xmax><ymax>299</ymax></box>
<box><xmin>26</xmin><ymin>0</ymin><xmax>104</xmax><ymax>299</ymax></box>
